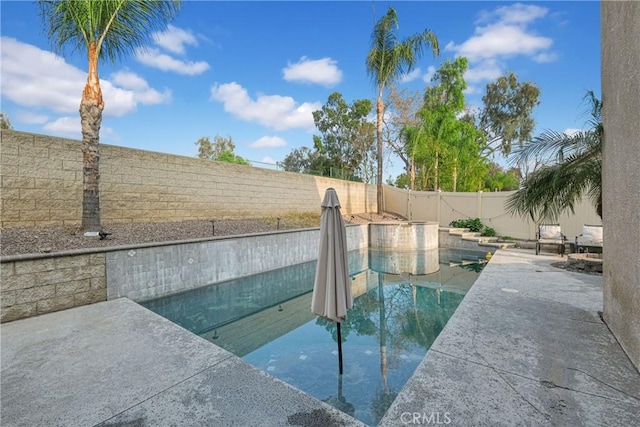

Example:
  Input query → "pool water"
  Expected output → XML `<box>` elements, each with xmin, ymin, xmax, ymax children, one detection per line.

<box><xmin>142</xmin><ymin>248</ymin><xmax>488</xmax><ymax>426</ymax></box>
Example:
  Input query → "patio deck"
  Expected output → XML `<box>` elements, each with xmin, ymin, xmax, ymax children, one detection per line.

<box><xmin>1</xmin><ymin>249</ymin><xmax>638</xmax><ymax>426</ymax></box>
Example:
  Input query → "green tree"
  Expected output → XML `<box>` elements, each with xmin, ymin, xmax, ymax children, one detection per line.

<box><xmin>39</xmin><ymin>0</ymin><xmax>181</xmax><ymax>231</ymax></box>
<box><xmin>312</xmin><ymin>92</ymin><xmax>374</xmax><ymax>181</ymax></box>
<box><xmin>479</xmin><ymin>72</ymin><xmax>541</xmax><ymax>156</ymax></box>
<box><xmin>0</xmin><ymin>112</ymin><xmax>13</xmax><ymax>129</ymax></box>
<box><xmin>408</xmin><ymin>57</ymin><xmax>488</xmax><ymax>192</ymax></box>
<box><xmin>217</xmin><ymin>150</ymin><xmax>250</xmax><ymax>165</ymax></box>
<box><xmin>366</xmin><ymin>6</ymin><xmax>439</xmax><ymax>212</ymax></box>
<box><xmin>483</xmin><ymin>163</ymin><xmax>521</xmax><ymax>192</ymax></box>
<box><xmin>195</xmin><ymin>134</ymin><xmax>249</xmax><ymax>165</ymax></box>
<box><xmin>278</xmin><ymin>147</ymin><xmax>320</xmax><ymax>174</ymax></box>
<box><xmin>506</xmin><ymin>92</ymin><xmax>602</xmax><ymax>220</ymax></box>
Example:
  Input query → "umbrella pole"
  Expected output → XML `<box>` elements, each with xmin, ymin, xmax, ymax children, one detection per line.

<box><xmin>337</xmin><ymin>322</ymin><xmax>344</xmax><ymax>375</ymax></box>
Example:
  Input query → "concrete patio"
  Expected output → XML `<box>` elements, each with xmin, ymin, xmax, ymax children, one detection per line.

<box><xmin>1</xmin><ymin>249</ymin><xmax>639</xmax><ymax>426</ymax></box>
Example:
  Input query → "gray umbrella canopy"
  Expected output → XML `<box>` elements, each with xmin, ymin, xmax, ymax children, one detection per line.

<box><xmin>312</xmin><ymin>188</ymin><xmax>353</xmax><ymax>323</ymax></box>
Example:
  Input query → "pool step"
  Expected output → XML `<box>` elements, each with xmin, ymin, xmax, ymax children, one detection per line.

<box><xmin>440</xmin><ymin>227</ymin><xmax>516</xmax><ymax>250</ymax></box>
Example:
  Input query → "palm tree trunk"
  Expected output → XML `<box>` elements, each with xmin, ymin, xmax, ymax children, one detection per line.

<box><xmin>80</xmin><ymin>43</ymin><xmax>104</xmax><ymax>231</ymax></box>
<box><xmin>376</xmin><ymin>88</ymin><xmax>384</xmax><ymax>214</ymax></box>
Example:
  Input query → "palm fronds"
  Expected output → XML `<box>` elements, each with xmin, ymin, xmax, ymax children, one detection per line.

<box><xmin>507</xmin><ymin>93</ymin><xmax>602</xmax><ymax>221</ymax></box>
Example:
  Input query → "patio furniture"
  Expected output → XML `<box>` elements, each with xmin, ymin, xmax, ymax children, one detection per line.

<box><xmin>575</xmin><ymin>224</ymin><xmax>603</xmax><ymax>253</ymax></box>
<box><xmin>536</xmin><ymin>224</ymin><xmax>566</xmax><ymax>255</ymax></box>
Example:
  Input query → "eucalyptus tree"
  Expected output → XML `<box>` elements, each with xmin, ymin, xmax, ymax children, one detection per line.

<box><xmin>38</xmin><ymin>0</ymin><xmax>181</xmax><ymax>231</ymax></box>
<box><xmin>195</xmin><ymin>135</ymin><xmax>249</xmax><ymax>165</ymax></box>
<box><xmin>312</xmin><ymin>92</ymin><xmax>374</xmax><ymax>181</ymax></box>
<box><xmin>507</xmin><ymin>92</ymin><xmax>602</xmax><ymax>220</ymax></box>
<box><xmin>366</xmin><ymin>6</ymin><xmax>439</xmax><ymax>212</ymax></box>
<box><xmin>0</xmin><ymin>112</ymin><xmax>13</xmax><ymax>129</ymax></box>
<box><xmin>480</xmin><ymin>72</ymin><xmax>540</xmax><ymax>156</ymax></box>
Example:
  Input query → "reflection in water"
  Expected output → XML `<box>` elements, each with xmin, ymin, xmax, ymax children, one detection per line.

<box><xmin>142</xmin><ymin>248</ymin><xmax>488</xmax><ymax>426</ymax></box>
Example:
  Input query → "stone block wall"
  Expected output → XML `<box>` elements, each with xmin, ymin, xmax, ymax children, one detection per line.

<box><xmin>1</xmin><ymin>253</ymin><xmax>106</xmax><ymax>322</ymax></box>
<box><xmin>0</xmin><ymin>129</ymin><xmax>377</xmax><ymax>228</ymax></box>
<box><xmin>0</xmin><ymin>131</ymin><xmax>83</xmax><ymax>227</ymax></box>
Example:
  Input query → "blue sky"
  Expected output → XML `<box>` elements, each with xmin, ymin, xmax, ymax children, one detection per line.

<box><xmin>1</xmin><ymin>1</ymin><xmax>600</xmax><ymax>179</ymax></box>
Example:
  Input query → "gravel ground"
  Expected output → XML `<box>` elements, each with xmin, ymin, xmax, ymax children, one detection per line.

<box><xmin>0</xmin><ymin>212</ymin><xmax>401</xmax><ymax>257</ymax></box>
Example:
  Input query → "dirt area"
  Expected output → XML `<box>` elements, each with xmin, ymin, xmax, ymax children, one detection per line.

<box><xmin>0</xmin><ymin>212</ymin><xmax>404</xmax><ymax>257</ymax></box>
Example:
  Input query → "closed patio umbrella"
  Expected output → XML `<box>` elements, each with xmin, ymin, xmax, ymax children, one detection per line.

<box><xmin>312</xmin><ymin>188</ymin><xmax>353</xmax><ymax>374</ymax></box>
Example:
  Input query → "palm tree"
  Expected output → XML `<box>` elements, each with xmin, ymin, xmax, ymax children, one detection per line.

<box><xmin>506</xmin><ymin>91</ymin><xmax>602</xmax><ymax>220</ymax></box>
<box><xmin>366</xmin><ymin>6</ymin><xmax>439</xmax><ymax>214</ymax></box>
<box><xmin>38</xmin><ymin>0</ymin><xmax>181</xmax><ymax>231</ymax></box>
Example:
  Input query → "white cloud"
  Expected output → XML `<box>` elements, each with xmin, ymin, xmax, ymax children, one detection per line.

<box><xmin>1</xmin><ymin>37</ymin><xmax>86</xmax><ymax>114</ymax></box>
<box><xmin>110</xmin><ymin>70</ymin><xmax>149</xmax><ymax>91</ymax></box>
<box><xmin>42</xmin><ymin>116</ymin><xmax>80</xmax><ymax>135</ymax></box>
<box><xmin>210</xmin><ymin>82</ymin><xmax>321</xmax><ymax>130</ymax></box>
<box><xmin>465</xmin><ymin>59</ymin><xmax>503</xmax><ymax>83</ymax></box>
<box><xmin>0</xmin><ymin>37</ymin><xmax>171</xmax><ymax>119</ymax></box>
<box><xmin>152</xmin><ymin>25</ymin><xmax>197</xmax><ymax>55</ymax></box>
<box><xmin>283</xmin><ymin>57</ymin><xmax>342</xmax><ymax>86</ymax></box>
<box><xmin>135</xmin><ymin>47</ymin><xmax>209</xmax><ymax>75</ymax></box>
<box><xmin>477</xmin><ymin>3</ymin><xmax>548</xmax><ymax>26</ymax></box>
<box><xmin>463</xmin><ymin>85</ymin><xmax>481</xmax><ymax>95</ymax></box>
<box><xmin>250</xmin><ymin>136</ymin><xmax>287</xmax><ymax>149</ymax></box>
<box><xmin>42</xmin><ymin>116</ymin><xmax>115</xmax><ymax>140</ymax></box>
<box><xmin>400</xmin><ymin>68</ymin><xmax>422</xmax><ymax>83</ymax></box>
<box><xmin>422</xmin><ymin>66</ymin><xmax>437</xmax><ymax>83</ymax></box>
<box><xmin>107</xmin><ymin>70</ymin><xmax>172</xmax><ymax>107</ymax></box>
<box><xmin>16</xmin><ymin>111</ymin><xmax>49</xmax><ymax>125</ymax></box>
<box><xmin>564</xmin><ymin>128</ymin><xmax>581</xmax><ymax>136</ymax></box>
<box><xmin>261</xmin><ymin>156</ymin><xmax>277</xmax><ymax>164</ymax></box>
<box><xmin>533</xmin><ymin>52</ymin><xmax>559</xmax><ymax>63</ymax></box>
<box><xmin>444</xmin><ymin>3</ymin><xmax>555</xmax><ymax>88</ymax></box>
<box><xmin>446</xmin><ymin>25</ymin><xmax>552</xmax><ymax>62</ymax></box>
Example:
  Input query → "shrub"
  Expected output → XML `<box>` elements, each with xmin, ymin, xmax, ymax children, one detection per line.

<box><xmin>483</xmin><ymin>227</ymin><xmax>496</xmax><ymax>237</ymax></box>
<box><xmin>449</xmin><ymin>218</ymin><xmax>496</xmax><ymax>236</ymax></box>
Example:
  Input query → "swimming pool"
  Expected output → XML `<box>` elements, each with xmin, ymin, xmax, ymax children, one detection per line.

<box><xmin>142</xmin><ymin>248</ymin><xmax>488</xmax><ymax>425</ymax></box>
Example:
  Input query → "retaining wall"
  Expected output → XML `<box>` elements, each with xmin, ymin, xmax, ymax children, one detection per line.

<box><xmin>1</xmin><ymin>225</ymin><xmax>368</xmax><ymax>322</ymax></box>
<box><xmin>1</xmin><ymin>252</ymin><xmax>106</xmax><ymax>322</ymax></box>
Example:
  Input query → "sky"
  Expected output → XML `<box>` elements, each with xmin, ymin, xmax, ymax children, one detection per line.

<box><xmin>1</xmin><ymin>1</ymin><xmax>601</xmax><ymax>180</ymax></box>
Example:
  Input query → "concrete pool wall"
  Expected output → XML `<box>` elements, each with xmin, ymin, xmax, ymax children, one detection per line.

<box><xmin>106</xmin><ymin>224</ymin><xmax>369</xmax><ymax>302</ymax></box>
<box><xmin>1</xmin><ymin>222</ymin><xmax>447</xmax><ymax>322</ymax></box>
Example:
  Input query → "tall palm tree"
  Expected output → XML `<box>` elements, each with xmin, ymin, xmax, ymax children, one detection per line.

<box><xmin>366</xmin><ymin>6</ymin><xmax>439</xmax><ymax>214</ymax></box>
<box><xmin>506</xmin><ymin>92</ymin><xmax>602</xmax><ymax>220</ymax></box>
<box><xmin>39</xmin><ymin>0</ymin><xmax>181</xmax><ymax>231</ymax></box>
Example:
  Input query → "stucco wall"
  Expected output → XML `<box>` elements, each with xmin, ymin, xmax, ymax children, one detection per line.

<box><xmin>601</xmin><ymin>1</ymin><xmax>640</xmax><ymax>369</ymax></box>
<box><xmin>0</xmin><ymin>130</ymin><xmax>377</xmax><ymax>227</ymax></box>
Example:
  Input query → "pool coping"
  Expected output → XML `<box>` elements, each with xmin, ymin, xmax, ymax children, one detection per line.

<box><xmin>1</xmin><ymin>248</ymin><xmax>638</xmax><ymax>426</ymax></box>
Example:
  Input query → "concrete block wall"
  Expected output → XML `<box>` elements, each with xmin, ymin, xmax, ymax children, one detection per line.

<box><xmin>0</xmin><ymin>131</ymin><xmax>83</xmax><ymax>227</ymax></box>
<box><xmin>0</xmin><ymin>253</ymin><xmax>106</xmax><ymax>322</ymax></box>
<box><xmin>0</xmin><ymin>129</ymin><xmax>377</xmax><ymax>227</ymax></box>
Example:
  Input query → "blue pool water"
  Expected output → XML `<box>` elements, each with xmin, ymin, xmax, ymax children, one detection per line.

<box><xmin>142</xmin><ymin>248</ymin><xmax>489</xmax><ymax>426</ymax></box>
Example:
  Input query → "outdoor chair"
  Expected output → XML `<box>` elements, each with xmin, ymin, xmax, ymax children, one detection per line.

<box><xmin>536</xmin><ymin>224</ymin><xmax>566</xmax><ymax>256</ymax></box>
<box><xmin>575</xmin><ymin>224</ymin><xmax>603</xmax><ymax>253</ymax></box>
